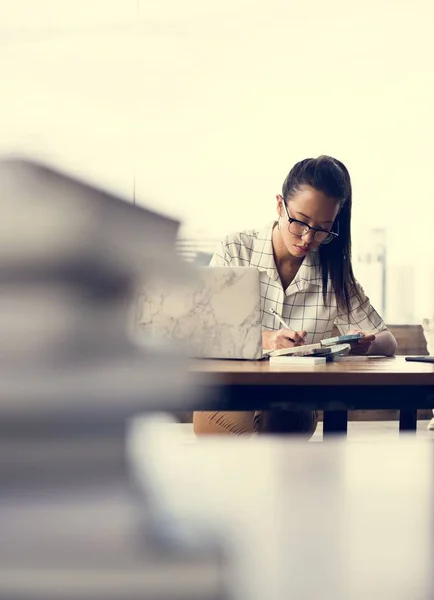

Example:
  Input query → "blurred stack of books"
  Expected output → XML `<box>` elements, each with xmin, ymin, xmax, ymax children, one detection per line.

<box><xmin>0</xmin><ymin>159</ymin><xmax>221</xmax><ymax>600</ymax></box>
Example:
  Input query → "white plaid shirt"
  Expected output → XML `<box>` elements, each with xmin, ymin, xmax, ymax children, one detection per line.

<box><xmin>210</xmin><ymin>221</ymin><xmax>387</xmax><ymax>344</ymax></box>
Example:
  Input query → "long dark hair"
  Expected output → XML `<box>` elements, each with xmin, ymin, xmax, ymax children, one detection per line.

<box><xmin>282</xmin><ymin>155</ymin><xmax>361</xmax><ymax>315</ymax></box>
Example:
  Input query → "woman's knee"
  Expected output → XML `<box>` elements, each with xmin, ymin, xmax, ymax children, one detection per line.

<box><xmin>193</xmin><ymin>411</ymin><xmax>255</xmax><ymax>435</ymax></box>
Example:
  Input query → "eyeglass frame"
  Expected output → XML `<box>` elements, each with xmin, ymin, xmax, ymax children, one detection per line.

<box><xmin>279</xmin><ymin>195</ymin><xmax>339</xmax><ymax>245</ymax></box>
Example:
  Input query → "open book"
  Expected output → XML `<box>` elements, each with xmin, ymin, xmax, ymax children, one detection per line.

<box><xmin>263</xmin><ymin>332</ymin><xmax>364</xmax><ymax>358</ymax></box>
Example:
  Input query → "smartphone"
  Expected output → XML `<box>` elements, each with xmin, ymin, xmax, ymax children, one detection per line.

<box><xmin>405</xmin><ymin>356</ymin><xmax>434</xmax><ymax>364</ymax></box>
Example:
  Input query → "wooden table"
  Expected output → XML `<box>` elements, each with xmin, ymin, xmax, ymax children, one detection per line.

<box><xmin>190</xmin><ymin>357</ymin><xmax>434</xmax><ymax>435</ymax></box>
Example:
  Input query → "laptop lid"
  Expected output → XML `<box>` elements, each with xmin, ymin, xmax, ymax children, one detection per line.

<box><xmin>139</xmin><ymin>266</ymin><xmax>263</xmax><ymax>360</ymax></box>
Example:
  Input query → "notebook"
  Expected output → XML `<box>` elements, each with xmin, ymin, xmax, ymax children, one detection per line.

<box><xmin>264</xmin><ymin>333</ymin><xmax>363</xmax><ymax>358</ymax></box>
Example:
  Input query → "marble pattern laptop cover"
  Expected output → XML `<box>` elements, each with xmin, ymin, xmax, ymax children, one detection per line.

<box><xmin>139</xmin><ymin>267</ymin><xmax>263</xmax><ymax>359</ymax></box>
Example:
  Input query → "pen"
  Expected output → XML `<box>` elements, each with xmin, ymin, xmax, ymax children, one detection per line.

<box><xmin>269</xmin><ymin>308</ymin><xmax>307</xmax><ymax>345</ymax></box>
<box><xmin>269</xmin><ymin>308</ymin><xmax>291</xmax><ymax>330</ymax></box>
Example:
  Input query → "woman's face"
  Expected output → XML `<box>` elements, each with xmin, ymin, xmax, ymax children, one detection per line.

<box><xmin>276</xmin><ymin>185</ymin><xmax>340</xmax><ymax>259</ymax></box>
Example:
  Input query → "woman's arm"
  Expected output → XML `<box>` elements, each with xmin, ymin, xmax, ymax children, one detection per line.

<box><xmin>366</xmin><ymin>329</ymin><xmax>397</xmax><ymax>357</ymax></box>
<box><xmin>336</xmin><ymin>281</ymin><xmax>397</xmax><ymax>357</ymax></box>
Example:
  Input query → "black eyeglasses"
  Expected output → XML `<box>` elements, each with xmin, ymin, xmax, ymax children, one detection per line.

<box><xmin>281</xmin><ymin>199</ymin><xmax>339</xmax><ymax>245</ymax></box>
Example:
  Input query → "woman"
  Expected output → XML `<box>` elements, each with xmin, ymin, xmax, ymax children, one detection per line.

<box><xmin>194</xmin><ymin>155</ymin><xmax>397</xmax><ymax>437</ymax></box>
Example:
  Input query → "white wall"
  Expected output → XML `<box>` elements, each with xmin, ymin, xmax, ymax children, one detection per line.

<box><xmin>0</xmin><ymin>2</ymin><xmax>137</xmax><ymax>197</ymax></box>
<box><xmin>135</xmin><ymin>0</ymin><xmax>434</xmax><ymax>247</ymax></box>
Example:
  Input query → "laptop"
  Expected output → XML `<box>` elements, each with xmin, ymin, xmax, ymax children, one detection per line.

<box><xmin>138</xmin><ymin>266</ymin><xmax>263</xmax><ymax>359</ymax></box>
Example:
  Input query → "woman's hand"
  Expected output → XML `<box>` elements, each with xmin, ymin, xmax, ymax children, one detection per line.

<box><xmin>262</xmin><ymin>329</ymin><xmax>307</xmax><ymax>350</ymax></box>
<box><xmin>347</xmin><ymin>329</ymin><xmax>376</xmax><ymax>355</ymax></box>
<box><xmin>348</xmin><ymin>329</ymin><xmax>397</xmax><ymax>356</ymax></box>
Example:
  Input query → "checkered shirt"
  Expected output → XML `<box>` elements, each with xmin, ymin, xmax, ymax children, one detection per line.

<box><xmin>210</xmin><ymin>221</ymin><xmax>387</xmax><ymax>344</ymax></box>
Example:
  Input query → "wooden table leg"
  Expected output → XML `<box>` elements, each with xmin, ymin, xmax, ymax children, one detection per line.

<box><xmin>399</xmin><ymin>409</ymin><xmax>417</xmax><ymax>432</ymax></box>
<box><xmin>323</xmin><ymin>410</ymin><xmax>348</xmax><ymax>438</ymax></box>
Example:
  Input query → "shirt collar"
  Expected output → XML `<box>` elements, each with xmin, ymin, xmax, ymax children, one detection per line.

<box><xmin>251</xmin><ymin>221</ymin><xmax>323</xmax><ymax>291</ymax></box>
<box><xmin>249</xmin><ymin>222</ymin><xmax>279</xmax><ymax>280</ymax></box>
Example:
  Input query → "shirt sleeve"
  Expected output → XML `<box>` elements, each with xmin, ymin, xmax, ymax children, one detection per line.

<box><xmin>334</xmin><ymin>281</ymin><xmax>388</xmax><ymax>334</ymax></box>
<box><xmin>209</xmin><ymin>238</ymin><xmax>231</xmax><ymax>267</ymax></box>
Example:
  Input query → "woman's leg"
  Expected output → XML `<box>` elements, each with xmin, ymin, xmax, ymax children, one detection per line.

<box><xmin>255</xmin><ymin>409</ymin><xmax>318</xmax><ymax>436</ymax></box>
<box><xmin>193</xmin><ymin>411</ymin><xmax>256</xmax><ymax>435</ymax></box>
<box><xmin>193</xmin><ymin>409</ymin><xmax>318</xmax><ymax>437</ymax></box>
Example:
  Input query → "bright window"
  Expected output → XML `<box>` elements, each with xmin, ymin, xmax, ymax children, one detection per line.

<box><xmin>2</xmin><ymin>1</ymin><xmax>433</xmax><ymax>323</ymax></box>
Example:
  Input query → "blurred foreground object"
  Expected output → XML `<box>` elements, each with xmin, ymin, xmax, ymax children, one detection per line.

<box><xmin>133</xmin><ymin>419</ymin><xmax>434</xmax><ymax>600</ymax></box>
<box><xmin>0</xmin><ymin>157</ymin><xmax>194</xmax><ymax>409</ymax></box>
<box><xmin>0</xmin><ymin>157</ymin><xmax>221</xmax><ymax>600</ymax></box>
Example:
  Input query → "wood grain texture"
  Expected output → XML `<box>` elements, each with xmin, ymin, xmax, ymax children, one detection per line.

<box><xmin>331</xmin><ymin>324</ymin><xmax>429</xmax><ymax>420</ymax></box>
<box><xmin>190</xmin><ymin>357</ymin><xmax>434</xmax><ymax>386</ymax></box>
